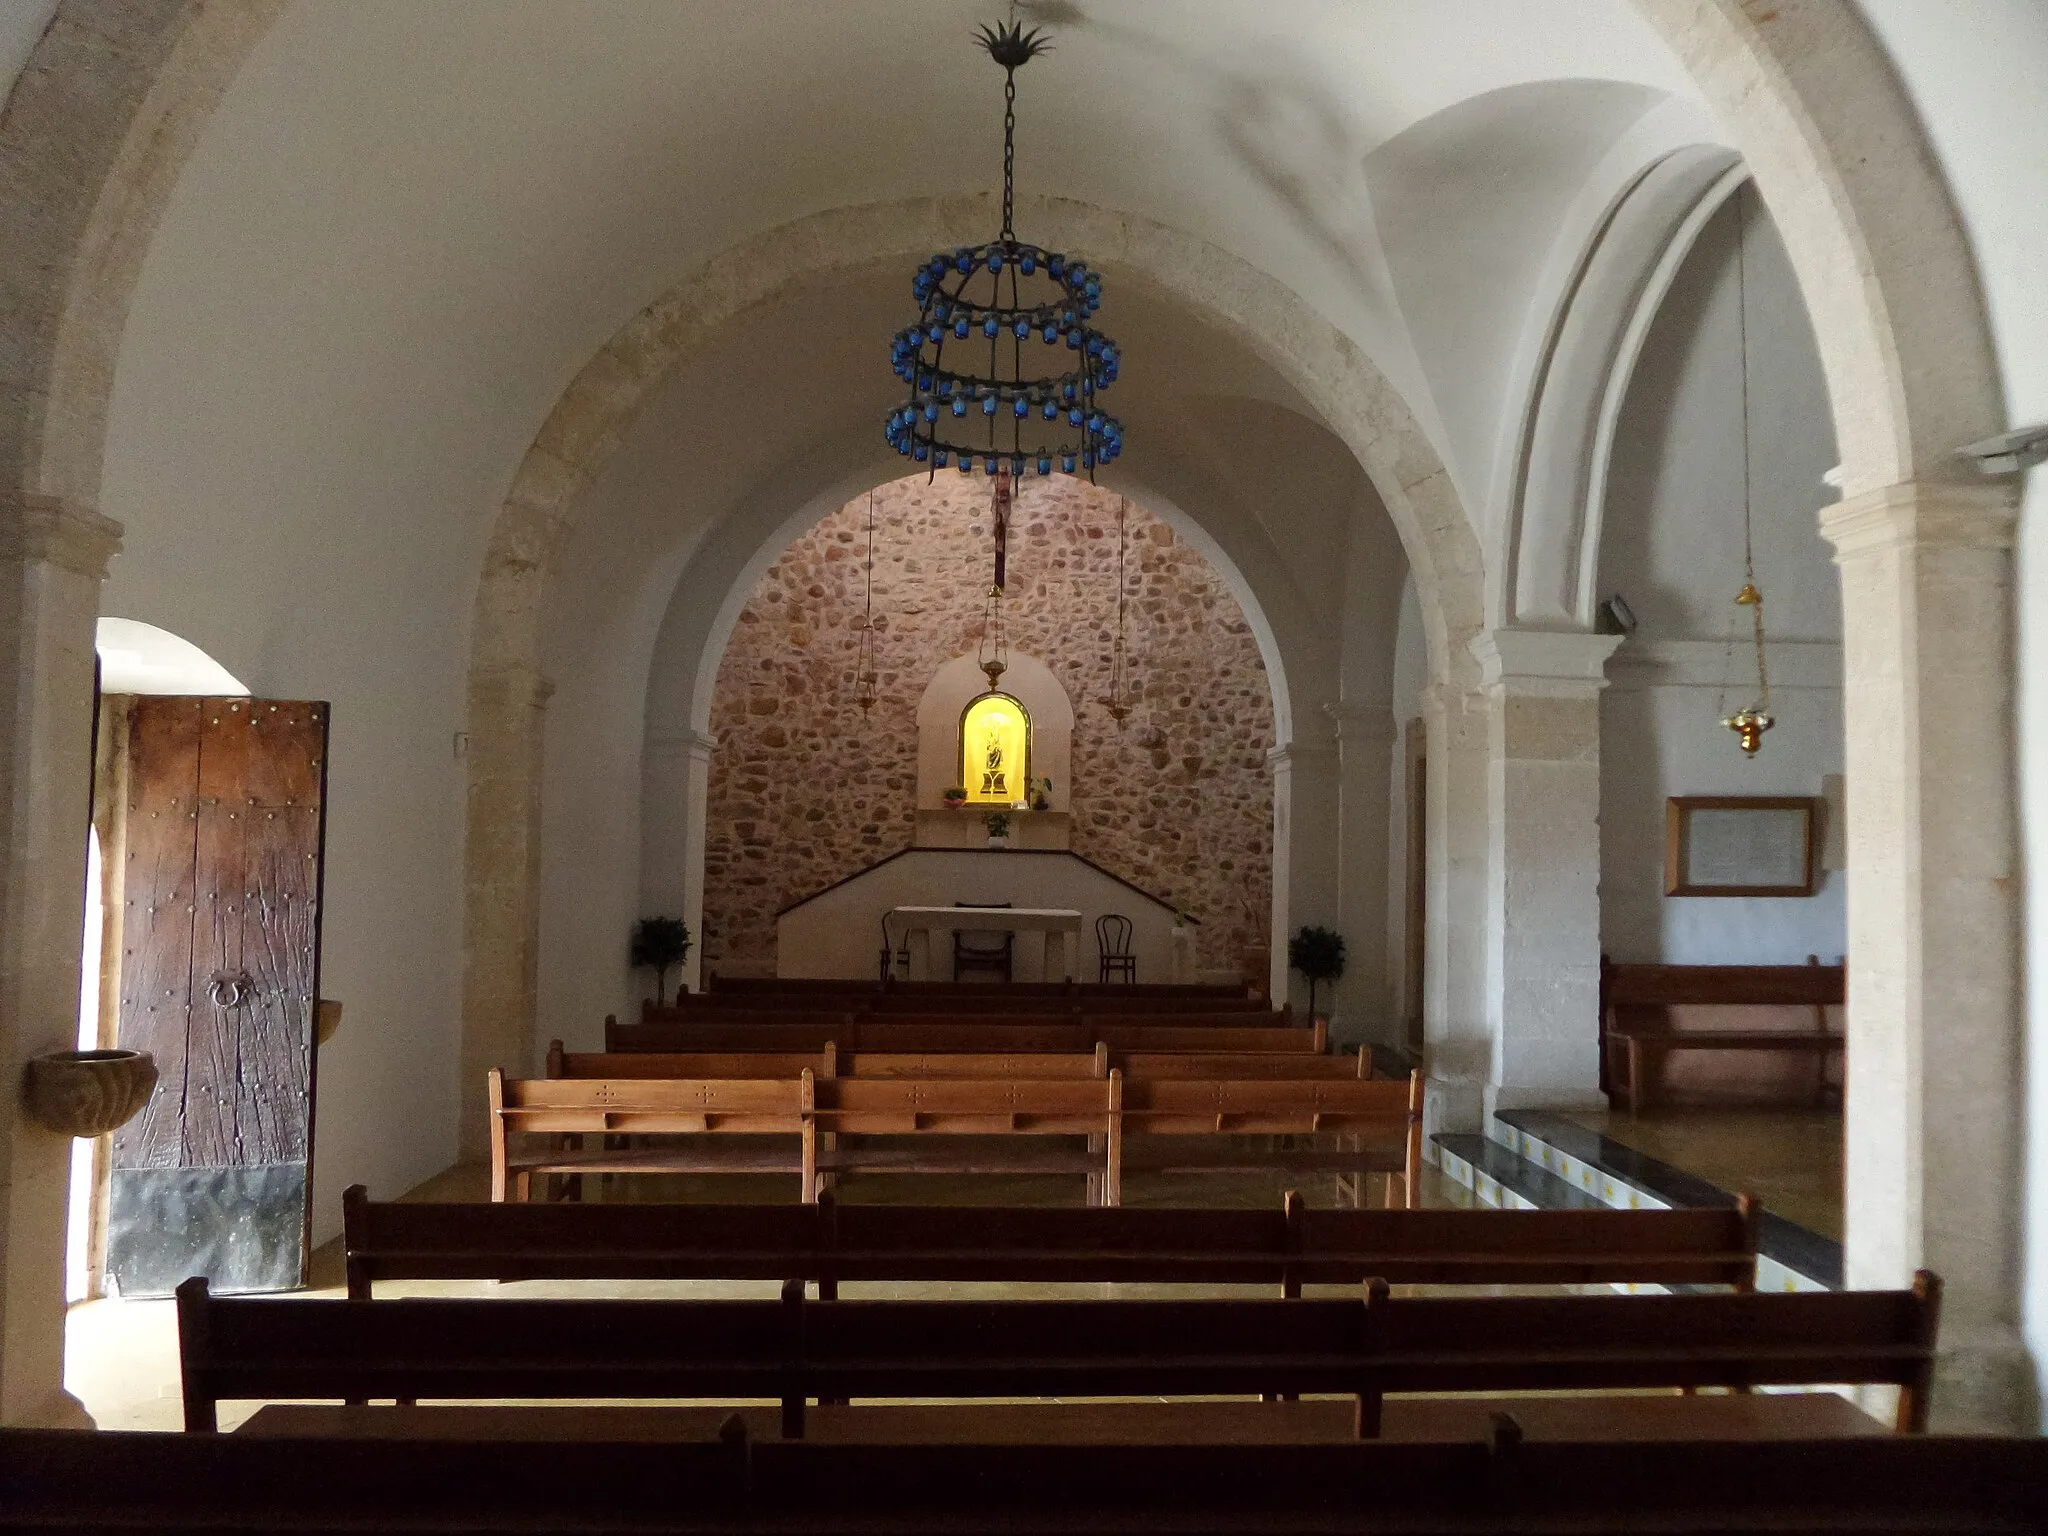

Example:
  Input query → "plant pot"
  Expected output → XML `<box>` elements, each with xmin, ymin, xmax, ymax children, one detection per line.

<box><xmin>23</xmin><ymin>1049</ymin><xmax>158</xmax><ymax>1138</ymax></box>
<box><xmin>987</xmin><ymin>834</ymin><xmax>1011</xmax><ymax>849</ymax></box>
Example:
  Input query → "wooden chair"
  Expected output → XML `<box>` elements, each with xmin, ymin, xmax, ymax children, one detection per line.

<box><xmin>342</xmin><ymin>1183</ymin><xmax>1762</xmax><ymax>1299</ymax></box>
<box><xmin>951</xmin><ymin>901</ymin><xmax>1014</xmax><ymax>983</ymax></box>
<box><xmin>1096</xmin><ymin>913</ymin><xmax>1136</xmax><ymax>984</ymax></box>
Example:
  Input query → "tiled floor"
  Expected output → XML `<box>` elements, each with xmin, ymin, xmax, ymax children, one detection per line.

<box><xmin>1560</xmin><ymin>1107</ymin><xmax>1843</xmax><ymax>1240</ymax></box>
<box><xmin>66</xmin><ymin>1162</ymin><xmax>1463</xmax><ymax>1433</ymax></box>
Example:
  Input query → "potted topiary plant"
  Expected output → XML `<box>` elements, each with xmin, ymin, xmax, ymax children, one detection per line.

<box><xmin>984</xmin><ymin>810</ymin><xmax>1012</xmax><ymax>848</ymax></box>
<box><xmin>1288</xmin><ymin>925</ymin><xmax>1347</xmax><ymax>1019</ymax></box>
<box><xmin>942</xmin><ymin>786</ymin><xmax>969</xmax><ymax>808</ymax></box>
<box><xmin>630</xmin><ymin>916</ymin><xmax>693</xmax><ymax>1005</ymax></box>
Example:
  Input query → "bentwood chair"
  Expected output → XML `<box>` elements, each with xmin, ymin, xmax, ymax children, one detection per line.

<box><xmin>1096</xmin><ymin>913</ymin><xmax>1136</xmax><ymax>984</ymax></box>
<box><xmin>953</xmin><ymin>902</ymin><xmax>1014</xmax><ymax>983</ymax></box>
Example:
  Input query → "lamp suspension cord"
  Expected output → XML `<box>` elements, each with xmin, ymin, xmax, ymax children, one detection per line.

<box><xmin>1734</xmin><ymin>186</ymin><xmax>1770</xmax><ymax>713</ymax></box>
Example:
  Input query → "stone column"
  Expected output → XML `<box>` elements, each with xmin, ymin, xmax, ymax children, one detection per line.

<box><xmin>0</xmin><ymin>493</ymin><xmax>120</xmax><ymax>1428</ymax></box>
<box><xmin>1422</xmin><ymin>680</ymin><xmax>1491</xmax><ymax>1134</ymax></box>
<box><xmin>1267</xmin><ymin>730</ymin><xmax>1341</xmax><ymax>1010</ymax></box>
<box><xmin>1820</xmin><ymin>481</ymin><xmax>2033</xmax><ymax>1432</ymax></box>
<box><xmin>1329</xmin><ymin>701</ymin><xmax>1397</xmax><ymax>1047</ymax></box>
<box><xmin>1471</xmin><ymin>628</ymin><xmax>1621</xmax><ymax>1119</ymax></box>
<box><xmin>458</xmin><ymin>662</ymin><xmax>552</xmax><ymax>1162</ymax></box>
<box><xmin>639</xmin><ymin>729</ymin><xmax>716</xmax><ymax>992</ymax></box>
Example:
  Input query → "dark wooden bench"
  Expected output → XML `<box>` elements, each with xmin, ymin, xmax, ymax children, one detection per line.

<box><xmin>604</xmin><ymin>1016</ymin><xmax>1327</xmax><ymax>1054</ymax></box>
<box><xmin>547</xmin><ymin>1040</ymin><xmax>1371</xmax><ymax>1082</ymax></box>
<box><xmin>343</xmin><ymin>1184</ymin><xmax>1761</xmax><ymax>1298</ymax></box>
<box><xmin>1601</xmin><ymin>958</ymin><xmax>1845</xmax><ymax>1112</ymax></box>
<box><xmin>16</xmin><ymin>1424</ymin><xmax>2048</xmax><ymax>1533</ymax></box>
<box><xmin>176</xmin><ymin>1271</ymin><xmax>1939</xmax><ymax>1439</ymax></box>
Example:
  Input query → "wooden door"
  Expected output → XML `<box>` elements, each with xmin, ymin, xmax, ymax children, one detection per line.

<box><xmin>106</xmin><ymin>696</ymin><xmax>329</xmax><ymax>1296</ymax></box>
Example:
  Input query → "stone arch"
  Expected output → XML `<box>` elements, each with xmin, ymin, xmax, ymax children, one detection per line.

<box><xmin>461</xmin><ymin>194</ymin><xmax>1484</xmax><ymax>1150</ymax></box>
<box><xmin>0</xmin><ymin>0</ymin><xmax>2022</xmax><ymax>1425</ymax></box>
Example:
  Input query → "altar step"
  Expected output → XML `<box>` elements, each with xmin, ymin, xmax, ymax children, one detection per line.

<box><xmin>1429</xmin><ymin>1110</ymin><xmax>1840</xmax><ymax>1293</ymax></box>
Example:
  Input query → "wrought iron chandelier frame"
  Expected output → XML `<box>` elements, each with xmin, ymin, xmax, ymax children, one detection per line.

<box><xmin>885</xmin><ymin>20</ymin><xmax>1124</xmax><ymax>480</ymax></box>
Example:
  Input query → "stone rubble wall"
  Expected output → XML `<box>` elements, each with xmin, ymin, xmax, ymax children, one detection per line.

<box><xmin>702</xmin><ymin>473</ymin><xmax>1275</xmax><ymax>975</ymax></box>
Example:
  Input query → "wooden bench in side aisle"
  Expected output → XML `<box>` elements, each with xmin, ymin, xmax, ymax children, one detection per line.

<box><xmin>487</xmin><ymin>1068</ymin><xmax>815</xmax><ymax>1202</ymax></box>
<box><xmin>1601</xmin><ymin>956</ymin><xmax>1844</xmax><ymax>1113</ymax></box>
<box><xmin>342</xmin><ymin>1184</ymin><xmax>1760</xmax><ymax>1298</ymax></box>
<box><xmin>177</xmin><ymin>1270</ymin><xmax>1938</xmax><ymax>1439</ymax></box>
<box><xmin>1112</xmin><ymin>1071</ymin><xmax>1425</xmax><ymax>1208</ymax></box>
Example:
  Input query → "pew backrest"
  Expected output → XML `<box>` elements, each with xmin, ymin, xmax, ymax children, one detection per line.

<box><xmin>341</xmin><ymin>1185</ymin><xmax>1761</xmax><ymax>1298</ymax></box>
<box><xmin>1119</xmin><ymin>1072</ymin><xmax>1419</xmax><ymax>1136</ymax></box>
<box><xmin>547</xmin><ymin>1042</ymin><xmax>1109</xmax><ymax>1081</ymax></box>
<box><xmin>604</xmin><ymin>1018</ymin><xmax>1324</xmax><ymax>1055</ymax></box>
<box><xmin>181</xmin><ymin>1272</ymin><xmax>1938</xmax><ymax>1434</ymax></box>
<box><xmin>813</xmin><ymin>1074</ymin><xmax>1117</xmax><ymax>1136</ymax></box>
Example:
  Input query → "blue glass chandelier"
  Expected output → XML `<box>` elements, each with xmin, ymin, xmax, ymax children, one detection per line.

<box><xmin>885</xmin><ymin>20</ymin><xmax>1125</xmax><ymax>480</ymax></box>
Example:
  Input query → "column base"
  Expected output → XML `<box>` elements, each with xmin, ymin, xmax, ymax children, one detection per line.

<box><xmin>1425</xmin><ymin>1074</ymin><xmax>1485</xmax><ymax>1137</ymax></box>
<box><xmin>1930</xmin><ymin>1330</ymin><xmax>2041</xmax><ymax>1434</ymax></box>
<box><xmin>15</xmin><ymin>1387</ymin><xmax>94</xmax><ymax>1431</ymax></box>
<box><xmin>1484</xmin><ymin>1081</ymin><xmax>1610</xmax><ymax>1121</ymax></box>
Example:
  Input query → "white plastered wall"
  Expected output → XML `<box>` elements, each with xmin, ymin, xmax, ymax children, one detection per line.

<box><xmin>1597</xmin><ymin>190</ymin><xmax>1845</xmax><ymax>965</ymax></box>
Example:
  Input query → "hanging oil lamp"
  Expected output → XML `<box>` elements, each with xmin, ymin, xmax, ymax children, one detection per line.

<box><xmin>1719</xmin><ymin>185</ymin><xmax>1774</xmax><ymax>759</ymax></box>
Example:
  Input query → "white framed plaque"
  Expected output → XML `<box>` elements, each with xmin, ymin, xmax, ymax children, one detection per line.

<box><xmin>1664</xmin><ymin>796</ymin><xmax>1820</xmax><ymax>897</ymax></box>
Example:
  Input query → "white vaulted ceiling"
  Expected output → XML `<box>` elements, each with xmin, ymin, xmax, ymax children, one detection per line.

<box><xmin>90</xmin><ymin>0</ymin><xmax>1723</xmax><ymax>614</ymax></box>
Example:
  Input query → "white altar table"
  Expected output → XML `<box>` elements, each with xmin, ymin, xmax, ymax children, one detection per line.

<box><xmin>886</xmin><ymin>905</ymin><xmax>1084</xmax><ymax>983</ymax></box>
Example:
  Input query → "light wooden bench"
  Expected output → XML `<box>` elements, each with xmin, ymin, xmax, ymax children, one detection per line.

<box><xmin>487</xmin><ymin>1068</ymin><xmax>815</xmax><ymax>1202</ymax></box>
<box><xmin>342</xmin><ymin>1184</ymin><xmax>1761</xmax><ymax>1298</ymax></box>
<box><xmin>1113</xmin><ymin>1071</ymin><xmax>1425</xmax><ymax>1208</ymax></box>
<box><xmin>176</xmin><ymin>1271</ymin><xmax>1940</xmax><ymax>1439</ymax></box>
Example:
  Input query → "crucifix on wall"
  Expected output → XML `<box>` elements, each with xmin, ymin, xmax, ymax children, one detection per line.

<box><xmin>989</xmin><ymin>468</ymin><xmax>1012</xmax><ymax>593</ymax></box>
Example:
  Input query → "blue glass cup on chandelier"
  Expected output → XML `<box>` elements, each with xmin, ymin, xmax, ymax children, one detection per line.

<box><xmin>1037</xmin><ymin>456</ymin><xmax>1053</xmax><ymax>475</ymax></box>
<box><xmin>983</xmin><ymin>317</ymin><xmax>1000</xmax><ymax>338</ymax></box>
<box><xmin>1042</xmin><ymin>401</ymin><xmax>1058</xmax><ymax>420</ymax></box>
<box><xmin>988</xmin><ymin>249</ymin><xmax>1005</xmax><ymax>273</ymax></box>
<box><xmin>983</xmin><ymin>396</ymin><xmax>998</xmax><ymax>415</ymax></box>
<box><xmin>913</xmin><ymin>442</ymin><xmax>929</xmax><ymax>462</ymax></box>
<box><xmin>934</xmin><ymin>449</ymin><xmax>949</xmax><ymax>468</ymax></box>
<box><xmin>952</xmin><ymin>399</ymin><xmax>968</xmax><ymax>418</ymax></box>
<box><xmin>954</xmin><ymin>317</ymin><xmax>971</xmax><ymax>339</ymax></box>
<box><xmin>959</xmin><ymin>455</ymin><xmax>976</xmax><ymax>474</ymax></box>
<box><xmin>1014</xmin><ymin>398</ymin><xmax>1030</xmax><ymax>418</ymax></box>
<box><xmin>1062</xmin><ymin>454</ymin><xmax>1078</xmax><ymax>473</ymax></box>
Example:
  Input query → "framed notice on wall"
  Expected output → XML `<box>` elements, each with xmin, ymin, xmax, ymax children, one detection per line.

<box><xmin>1664</xmin><ymin>796</ymin><xmax>1821</xmax><ymax>897</ymax></box>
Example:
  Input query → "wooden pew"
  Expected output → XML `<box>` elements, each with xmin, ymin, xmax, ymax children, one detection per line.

<box><xmin>707</xmin><ymin>977</ymin><xmax>1250</xmax><ymax>1001</ymax></box>
<box><xmin>343</xmin><ymin>1184</ymin><xmax>1762</xmax><ymax>1298</ymax></box>
<box><xmin>604</xmin><ymin>1016</ymin><xmax>1326</xmax><ymax>1054</ymax></box>
<box><xmin>176</xmin><ymin>1272</ymin><xmax>1939</xmax><ymax>1439</ymax></box>
<box><xmin>643</xmin><ymin>1003</ymin><xmax>1297</xmax><ymax>1030</ymax></box>
<box><xmin>1113</xmin><ymin>1071</ymin><xmax>1425</xmax><ymax>1208</ymax></box>
<box><xmin>546</xmin><ymin>1041</ymin><xmax>1370</xmax><ymax>1082</ymax></box>
<box><xmin>487</xmin><ymin>1068</ymin><xmax>815</xmax><ymax>1202</ymax></box>
<box><xmin>1600</xmin><ymin>957</ymin><xmax>1845</xmax><ymax>1111</ymax></box>
<box><xmin>811</xmin><ymin>1075</ymin><xmax>1117</xmax><ymax>1191</ymax></box>
<box><xmin>19</xmin><ymin>1425</ymin><xmax>2048</xmax><ymax>1534</ymax></box>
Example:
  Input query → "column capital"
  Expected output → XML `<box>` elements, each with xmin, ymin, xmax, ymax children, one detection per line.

<box><xmin>1820</xmin><ymin>479</ymin><xmax>2018</xmax><ymax>560</ymax></box>
<box><xmin>0</xmin><ymin>492</ymin><xmax>123</xmax><ymax>578</ymax></box>
<box><xmin>647</xmin><ymin>728</ymin><xmax>718</xmax><ymax>763</ymax></box>
<box><xmin>1323</xmin><ymin>699</ymin><xmax>1398</xmax><ymax>749</ymax></box>
<box><xmin>1468</xmin><ymin>627</ymin><xmax>1622</xmax><ymax>699</ymax></box>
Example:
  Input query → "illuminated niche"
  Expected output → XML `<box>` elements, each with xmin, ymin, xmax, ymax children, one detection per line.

<box><xmin>960</xmin><ymin>693</ymin><xmax>1031</xmax><ymax>805</ymax></box>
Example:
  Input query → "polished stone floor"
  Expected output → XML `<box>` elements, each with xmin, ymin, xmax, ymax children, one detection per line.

<box><xmin>1562</xmin><ymin>1107</ymin><xmax>1843</xmax><ymax>1240</ymax></box>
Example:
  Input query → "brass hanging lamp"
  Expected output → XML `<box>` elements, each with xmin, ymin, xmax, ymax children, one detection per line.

<box><xmin>1720</xmin><ymin>186</ymin><xmax>1774</xmax><ymax>759</ymax></box>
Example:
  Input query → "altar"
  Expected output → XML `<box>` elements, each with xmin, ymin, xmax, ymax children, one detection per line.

<box><xmin>885</xmin><ymin>904</ymin><xmax>1084</xmax><ymax>982</ymax></box>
